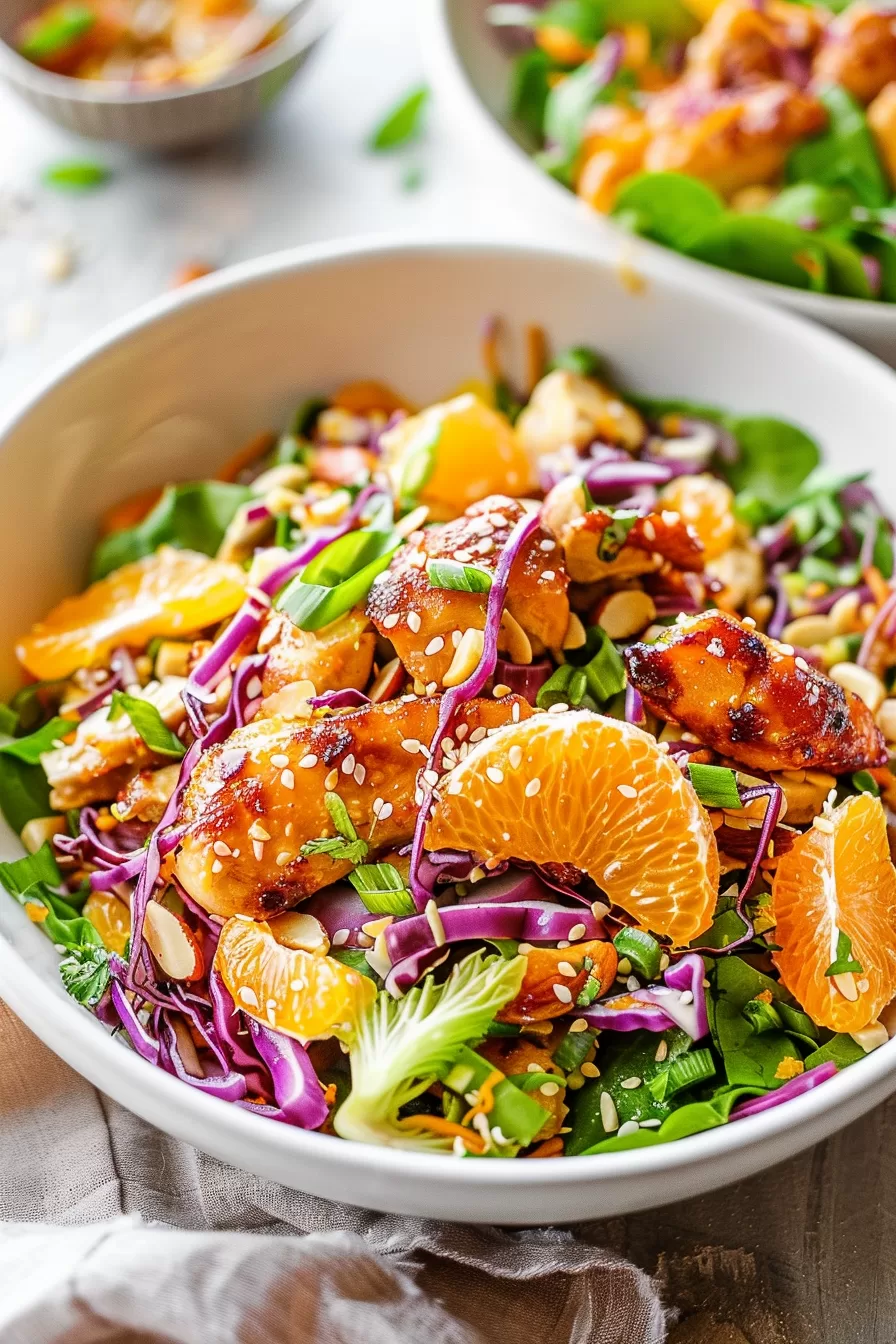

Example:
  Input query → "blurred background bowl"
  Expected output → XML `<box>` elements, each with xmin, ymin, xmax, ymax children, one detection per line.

<box><xmin>0</xmin><ymin>0</ymin><xmax>342</xmax><ymax>151</ymax></box>
<box><xmin>420</xmin><ymin>0</ymin><xmax>896</xmax><ymax>368</ymax></box>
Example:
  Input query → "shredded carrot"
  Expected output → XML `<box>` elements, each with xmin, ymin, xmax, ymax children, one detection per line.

<box><xmin>462</xmin><ymin>1069</ymin><xmax>504</xmax><ymax>1126</ymax></box>
<box><xmin>864</xmin><ymin>565</ymin><xmax>891</xmax><ymax>607</ymax></box>
<box><xmin>397</xmin><ymin>1114</ymin><xmax>486</xmax><ymax>1153</ymax></box>
<box><xmin>216</xmin><ymin>431</ymin><xmax>276</xmax><ymax>483</ymax></box>
<box><xmin>322</xmin><ymin>1082</ymin><xmax>338</xmax><ymax>1106</ymax></box>
<box><xmin>100</xmin><ymin>486</ymin><xmax>163</xmax><ymax>537</ymax></box>
<box><xmin>25</xmin><ymin>902</ymin><xmax>48</xmax><ymax>924</ymax></box>
<box><xmin>332</xmin><ymin>380</ymin><xmax>412</xmax><ymax>415</ymax></box>
<box><xmin>525</xmin><ymin>1137</ymin><xmax>564</xmax><ymax>1159</ymax></box>
<box><xmin>525</xmin><ymin>325</ymin><xmax>547</xmax><ymax>397</ymax></box>
<box><xmin>480</xmin><ymin>316</ymin><xmax>503</xmax><ymax>383</ymax></box>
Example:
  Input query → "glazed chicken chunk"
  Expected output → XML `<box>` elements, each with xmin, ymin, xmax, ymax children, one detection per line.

<box><xmin>813</xmin><ymin>3</ymin><xmax>896</xmax><ymax>106</ymax></box>
<box><xmin>625</xmin><ymin>610</ymin><xmax>887</xmax><ymax>774</ymax></box>
<box><xmin>257</xmin><ymin>609</ymin><xmax>376</xmax><ymax>713</ymax></box>
<box><xmin>366</xmin><ymin>497</ymin><xmax>570</xmax><ymax>686</ymax></box>
<box><xmin>174</xmin><ymin>693</ymin><xmax>532</xmax><ymax>919</ymax></box>
<box><xmin>686</xmin><ymin>0</ymin><xmax>825</xmax><ymax>93</ymax></box>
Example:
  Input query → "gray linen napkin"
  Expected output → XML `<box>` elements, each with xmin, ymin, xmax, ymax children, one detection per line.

<box><xmin>0</xmin><ymin>1004</ymin><xmax>668</xmax><ymax>1344</ymax></box>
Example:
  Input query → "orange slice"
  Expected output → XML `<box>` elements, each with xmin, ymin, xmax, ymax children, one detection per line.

<box><xmin>379</xmin><ymin>393</ymin><xmax>536</xmax><ymax>520</ymax></box>
<box><xmin>17</xmin><ymin>546</ymin><xmax>246</xmax><ymax>680</ymax></box>
<box><xmin>214</xmin><ymin>917</ymin><xmax>376</xmax><ymax>1042</ymax></box>
<box><xmin>84</xmin><ymin>890</ymin><xmax>131</xmax><ymax>956</ymax></box>
<box><xmin>427</xmin><ymin>710</ymin><xmax>719</xmax><ymax>945</ymax></box>
<box><xmin>660</xmin><ymin>473</ymin><xmax>736</xmax><ymax>560</ymax></box>
<box><xmin>772</xmin><ymin>793</ymin><xmax>896</xmax><ymax>1032</ymax></box>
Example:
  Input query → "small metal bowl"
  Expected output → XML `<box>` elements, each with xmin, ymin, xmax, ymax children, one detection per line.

<box><xmin>0</xmin><ymin>0</ymin><xmax>341</xmax><ymax>151</ymax></box>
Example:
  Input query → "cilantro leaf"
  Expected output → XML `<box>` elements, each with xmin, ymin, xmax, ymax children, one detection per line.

<box><xmin>824</xmin><ymin>929</ymin><xmax>863</xmax><ymax>978</ymax></box>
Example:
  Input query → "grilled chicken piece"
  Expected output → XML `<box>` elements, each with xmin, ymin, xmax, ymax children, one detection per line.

<box><xmin>515</xmin><ymin>370</ymin><xmax>646</xmax><ymax>459</ymax></box>
<box><xmin>625</xmin><ymin>610</ymin><xmax>887</xmax><ymax>773</ymax></box>
<box><xmin>42</xmin><ymin>678</ymin><xmax>187</xmax><ymax>810</ymax></box>
<box><xmin>561</xmin><ymin>508</ymin><xmax>705</xmax><ymax>585</ymax></box>
<box><xmin>174</xmin><ymin>693</ymin><xmax>532</xmax><ymax>919</ymax></box>
<box><xmin>366</xmin><ymin>497</ymin><xmax>569</xmax><ymax>686</ymax></box>
<box><xmin>643</xmin><ymin>82</ymin><xmax>826</xmax><ymax>198</ymax></box>
<box><xmin>814</xmin><ymin>3</ymin><xmax>896</xmax><ymax>106</ymax></box>
<box><xmin>116</xmin><ymin>763</ymin><xmax>181</xmax><ymax>824</ymax></box>
<box><xmin>258</xmin><ymin>610</ymin><xmax>376</xmax><ymax>705</ymax></box>
<box><xmin>685</xmin><ymin>0</ymin><xmax>825</xmax><ymax>92</ymax></box>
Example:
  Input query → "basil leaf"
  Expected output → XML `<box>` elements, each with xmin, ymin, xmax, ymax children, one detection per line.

<box><xmin>788</xmin><ymin>84</ymin><xmax>889</xmax><ymax>209</ymax></box>
<box><xmin>0</xmin><ymin>716</ymin><xmax>75</xmax><ymax>764</ymax></box>
<box><xmin>427</xmin><ymin>559</ymin><xmax>493</xmax><ymax>593</ymax></box>
<box><xmin>347</xmin><ymin>863</ymin><xmax>415</xmax><ymax>916</ymax></box>
<box><xmin>20</xmin><ymin>5</ymin><xmax>94</xmax><ymax>60</ymax></box>
<box><xmin>42</xmin><ymin>159</ymin><xmax>110</xmax><ymax>192</ymax></box>
<box><xmin>686</xmin><ymin>763</ymin><xmax>742</xmax><ymax>810</ymax></box>
<box><xmin>368</xmin><ymin>86</ymin><xmax>429</xmax><ymax>152</ymax></box>
<box><xmin>612</xmin><ymin>172</ymin><xmax>726</xmax><ymax>251</ymax></box>
<box><xmin>90</xmin><ymin>481</ymin><xmax>253</xmax><ymax>580</ymax></box>
<box><xmin>108</xmin><ymin>692</ymin><xmax>186</xmax><ymax>759</ymax></box>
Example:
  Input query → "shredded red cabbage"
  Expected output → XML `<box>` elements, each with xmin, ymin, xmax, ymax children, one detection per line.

<box><xmin>240</xmin><ymin>1018</ymin><xmax>330</xmax><ymax>1129</ymax></box>
<box><xmin>309</xmin><ymin>688</ymin><xmax>371</xmax><ymax>710</ymax></box>
<box><xmin>729</xmin><ymin>1060</ymin><xmax>838</xmax><ymax>1120</ymax></box>
<box><xmin>581</xmin><ymin>951</ymin><xmax>709</xmax><ymax>1038</ymax></box>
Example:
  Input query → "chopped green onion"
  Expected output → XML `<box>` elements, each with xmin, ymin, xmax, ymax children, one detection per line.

<box><xmin>440</xmin><ymin>1045</ymin><xmax>550</xmax><ymax>1147</ymax></box>
<box><xmin>42</xmin><ymin>158</ymin><xmax>110</xmax><ymax>192</ymax></box>
<box><xmin>597</xmin><ymin>511</ymin><xmax>640</xmax><ymax>563</ymax></box>
<box><xmin>0</xmin><ymin>715</ymin><xmax>75</xmax><ymax>763</ymax></box>
<box><xmin>575</xmin><ymin>975</ymin><xmax>602</xmax><ymax>1008</ymax></box>
<box><xmin>687</xmin><ymin>763</ymin><xmax>742</xmax><ymax>810</ymax></box>
<box><xmin>551</xmin><ymin>625</ymin><xmax>627</xmax><ymax>706</ymax></box>
<box><xmin>536</xmin><ymin>663</ymin><xmax>575</xmax><ymax>708</ymax></box>
<box><xmin>613</xmin><ymin>927</ymin><xmax>662</xmax><ymax>980</ymax></box>
<box><xmin>553</xmin><ymin>1025</ymin><xmax>596</xmax><ymax>1073</ymax></box>
<box><xmin>485</xmin><ymin>1019</ymin><xmax>521</xmax><ymax>1037</ymax></box>
<box><xmin>427</xmin><ymin>559</ymin><xmax>493</xmax><ymax>593</ymax></box>
<box><xmin>347</xmin><ymin>862</ymin><xmax>415</xmax><ymax>916</ymax></box>
<box><xmin>398</xmin><ymin>422</ymin><xmax>441</xmax><ymax>506</ymax></box>
<box><xmin>368</xmin><ymin>85</ymin><xmax>429</xmax><ymax>152</ymax></box>
<box><xmin>824</xmin><ymin>929</ymin><xmax>863</xmax><ymax>978</ymax></box>
<box><xmin>547</xmin><ymin>345</ymin><xmax>606</xmax><ymax>379</ymax></box>
<box><xmin>330</xmin><ymin>947</ymin><xmax>379</xmax><ymax>981</ymax></box>
<box><xmin>852</xmin><ymin>770</ymin><xmax>881</xmax><ymax>797</ymax></box>
<box><xmin>108</xmin><ymin>692</ymin><xmax>185</xmax><ymax>759</ymax></box>
<box><xmin>742</xmin><ymin>996</ymin><xmax>784</xmax><ymax>1035</ymax></box>
<box><xmin>275</xmin><ymin>513</ymin><xmax>293</xmax><ymax>548</ymax></box>
<box><xmin>646</xmin><ymin>1048</ymin><xmax>715</xmax><ymax>1102</ymax></box>
<box><xmin>20</xmin><ymin>5</ymin><xmax>94</xmax><ymax>61</ymax></box>
<box><xmin>276</xmin><ymin>526</ymin><xmax>400</xmax><ymax>633</ymax></box>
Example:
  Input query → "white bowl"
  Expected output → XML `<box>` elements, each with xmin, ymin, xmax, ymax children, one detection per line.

<box><xmin>421</xmin><ymin>0</ymin><xmax>896</xmax><ymax>367</ymax></box>
<box><xmin>2</xmin><ymin>237</ymin><xmax>896</xmax><ymax>1223</ymax></box>
<box><xmin>0</xmin><ymin>0</ymin><xmax>340</xmax><ymax>150</ymax></box>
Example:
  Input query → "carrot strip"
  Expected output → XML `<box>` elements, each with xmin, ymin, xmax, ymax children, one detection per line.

<box><xmin>864</xmin><ymin>565</ymin><xmax>891</xmax><ymax>607</ymax></box>
<box><xmin>216</xmin><ymin>431</ymin><xmax>276</xmax><ymax>483</ymax></box>
<box><xmin>397</xmin><ymin>1114</ymin><xmax>486</xmax><ymax>1153</ymax></box>
<box><xmin>525</xmin><ymin>1137</ymin><xmax>564</xmax><ymax>1159</ymax></box>
<box><xmin>462</xmin><ymin>1069</ymin><xmax>504</xmax><ymax>1125</ymax></box>
<box><xmin>525</xmin><ymin>324</ymin><xmax>547</xmax><ymax>397</ymax></box>
<box><xmin>100</xmin><ymin>486</ymin><xmax>163</xmax><ymax>537</ymax></box>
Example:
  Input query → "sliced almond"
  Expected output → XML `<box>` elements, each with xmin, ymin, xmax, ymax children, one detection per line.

<box><xmin>561</xmin><ymin>611</ymin><xmax>587</xmax><ymax>651</ymax></box>
<box><xmin>369</xmin><ymin>656</ymin><xmax>406</xmax><ymax>703</ymax></box>
<box><xmin>828</xmin><ymin>662</ymin><xmax>886</xmax><ymax>713</ymax></box>
<box><xmin>144</xmin><ymin>900</ymin><xmax>203</xmax><ymax>981</ymax></box>
<box><xmin>267</xmin><ymin>911</ymin><xmax>330</xmax><ymax>955</ymax></box>
<box><xmin>594</xmin><ymin>589</ymin><xmax>656</xmax><ymax>641</ymax></box>
<box><xmin>780</xmin><ymin>614</ymin><xmax>835</xmax><ymax>648</ymax></box>
<box><xmin>443</xmin><ymin>628</ymin><xmax>485</xmax><ymax>687</ymax></box>
<box><xmin>499</xmin><ymin>610</ymin><xmax>533</xmax><ymax>665</ymax></box>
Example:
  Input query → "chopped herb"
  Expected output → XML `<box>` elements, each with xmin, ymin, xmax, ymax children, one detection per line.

<box><xmin>742</xmin><ymin>996</ymin><xmax>784</xmax><ymax>1035</ymax></box>
<box><xmin>108</xmin><ymin>692</ymin><xmax>186</xmax><ymax>759</ymax></box>
<box><xmin>687</xmin><ymin>763</ymin><xmax>742</xmax><ymax>810</ymax></box>
<box><xmin>824</xmin><ymin>929</ymin><xmax>863</xmax><ymax>978</ymax></box>
<box><xmin>852</xmin><ymin>770</ymin><xmax>881</xmax><ymax>797</ymax></box>
<box><xmin>59</xmin><ymin>943</ymin><xmax>111</xmax><ymax>1006</ymax></box>
<box><xmin>575</xmin><ymin>975</ymin><xmax>601</xmax><ymax>1008</ymax></box>
<box><xmin>301</xmin><ymin>792</ymin><xmax>369</xmax><ymax>865</ymax></box>
<box><xmin>597</xmin><ymin>510</ymin><xmax>640</xmax><ymax>563</ymax></box>
<box><xmin>347</xmin><ymin>862</ymin><xmax>415</xmax><ymax>916</ymax></box>
<box><xmin>427</xmin><ymin>559</ymin><xmax>493</xmax><ymax>594</ymax></box>
<box><xmin>646</xmin><ymin>1047</ymin><xmax>715</xmax><ymax>1102</ymax></box>
<box><xmin>20</xmin><ymin>5</ymin><xmax>94</xmax><ymax>61</ymax></box>
<box><xmin>368</xmin><ymin>86</ymin><xmax>429</xmax><ymax>152</ymax></box>
<box><xmin>553</xmin><ymin>1025</ymin><xmax>596</xmax><ymax>1073</ymax></box>
<box><xmin>43</xmin><ymin>159</ymin><xmax>110</xmax><ymax>192</ymax></box>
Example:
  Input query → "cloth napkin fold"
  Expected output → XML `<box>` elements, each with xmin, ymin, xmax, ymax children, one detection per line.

<box><xmin>0</xmin><ymin>1004</ymin><xmax>668</xmax><ymax>1344</ymax></box>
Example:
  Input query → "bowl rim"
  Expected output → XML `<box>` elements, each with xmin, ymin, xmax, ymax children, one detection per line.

<box><xmin>419</xmin><ymin>0</ymin><xmax>896</xmax><ymax>329</ymax></box>
<box><xmin>2</xmin><ymin>232</ymin><xmax>896</xmax><ymax>1198</ymax></box>
<box><xmin>0</xmin><ymin>0</ymin><xmax>338</xmax><ymax>104</ymax></box>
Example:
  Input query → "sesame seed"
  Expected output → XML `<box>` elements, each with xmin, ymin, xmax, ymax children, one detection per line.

<box><xmin>401</xmin><ymin>738</ymin><xmax>422</xmax><ymax>755</ymax></box>
<box><xmin>425</xmin><ymin>636</ymin><xmax>445</xmax><ymax>656</ymax></box>
<box><xmin>641</xmin><ymin>520</ymin><xmax>656</xmax><ymax>542</ymax></box>
<box><xmin>599</xmin><ymin>1092</ymin><xmax>619</xmax><ymax>1132</ymax></box>
<box><xmin>795</xmin><ymin>656</ymin><xmax>810</xmax><ymax>673</ymax></box>
<box><xmin>493</xmin><ymin>683</ymin><xmax>511</xmax><ymax>698</ymax></box>
<box><xmin>271</xmin><ymin>753</ymin><xmax>289</xmax><ymax>769</ymax></box>
<box><xmin>252</xmin><ymin>840</ymin><xmax>265</xmax><ymax>862</ymax></box>
<box><xmin>527</xmin><ymin>1061</ymin><xmax>542</xmax><ymax>1073</ymax></box>
<box><xmin>617</xmin><ymin>784</ymin><xmax>638</xmax><ymax>799</ymax></box>
<box><xmin>452</xmin><ymin>1136</ymin><xmax>467</xmax><ymax>1158</ymax></box>
<box><xmin>470</xmin><ymin>726</ymin><xmax>487</xmax><ymax>742</ymax></box>
<box><xmin>455</xmin><ymin>549</ymin><xmax>473</xmax><ymax>563</ymax></box>
<box><xmin>858</xmin><ymin>977</ymin><xmax>870</xmax><ymax>993</ymax></box>
<box><xmin>276</xmin><ymin>851</ymin><xmax>291</xmax><ymax>867</ymax></box>
<box><xmin>617</xmin><ymin>1120</ymin><xmax>640</xmax><ymax>1138</ymax></box>
<box><xmin>281</xmin><ymin>769</ymin><xmax>295</xmax><ymax>790</ymax></box>
<box><xmin>580</xmin><ymin>1062</ymin><xmax>600</xmax><ymax>1077</ymax></box>
<box><xmin>332</xmin><ymin>929</ymin><xmax>349</xmax><ymax>946</ymax></box>
<box><xmin>232</xmin><ymin>849</ymin><xmax>241</xmax><ymax>857</ymax></box>
<box><xmin>289</xmin><ymin>979</ymin><xmax>304</xmax><ymax>991</ymax></box>
<box><xmin>547</xmin><ymin>701</ymin><xmax>569</xmax><ymax>714</ymax></box>
<box><xmin>325</xmin><ymin>768</ymin><xmax>338</xmax><ymax>790</ymax></box>
<box><xmin>679</xmin><ymin>990</ymin><xmax>694</xmax><ymax>1005</ymax></box>
<box><xmin>213</xmin><ymin>841</ymin><xmax>231</xmax><ymax>857</ymax></box>
<box><xmin>211</xmin><ymin>858</ymin><xmax>223</xmax><ymax>874</ymax></box>
<box><xmin>569</xmin><ymin>1018</ymin><xmax>589</xmax><ymax>1033</ymax></box>
<box><xmin>539</xmin><ymin>538</ymin><xmax>556</xmax><ymax>552</ymax></box>
<box><xmin>423</xmin><ymin>769</ymin><xmax>439</xmax><ymax>787</ymax></box>
<box><xmin>569</xmin><ymin>923</ymin><xmax>586</xmax><ymax>940</ymax></box>
<box><xmin>383</xmin><ymin>613</ymin><xmax>399</xmax><ymax>629</ymax></box>
<box><xmin>502</xmin><ymin>830</ymin><xmax>510</xmax><ymax>841</ymax></box>
<box><xmin>655</xmin><ymin>1040</ymin><xmax>668</xmax><ymax>1062</ymax></box>
<box><xmin>379</xmin><ymin>801</ymin><xmax>393</xmax><ymax>820</ymax></box>
<box><xmin>552</xmin><ymin>983</ymin><xmax>573</xmax><ymax>1004</ymax></box>
<box><xmin>558</xmin><ymin>961</ymin><xmax>577</xmax><ymax>977</ymax></box>
<box><xmin>238</xmin><ymin>986</ymin><xmax>259</xmax><ymax>1008</ymax></box>
<box><xmin>626</xmin><ymin>976</ymin><xmax>640</xmax><ymax>992</ymax></box>
<box><xmin>540</xmin><ymin>1081</ymin><xmax>561</xmax><ymax>1097</ymax></box>
<box><xmin>640</xmin><ymin>1119</ymin><xmax>662</xmax><ymax>1129</ymax></box>
<box><xmin>512</xmin><ymin>702</ymin><xmax>520</xmax><ymax>722</ymax></box>
<box><xmin>246</xmin><ymin>677</ymin><xmax>263</xmax><ymax>700</ymax></box>
<box><xmin>525</xmin><ymin>777</ymin><xmax>541</xmax><ymax>797</ymax></box>
<box><xmin>518</xmin><ymin>942</ymin><xmax>534</xmax><ymax>955</ymax></box>
<box><xmin>542</xmin><ymin>569</ymin><xmax>556</xmax><ymax>581</ymax></box>
<box><xmin>407</xmin><ymin>611</ymin><xmax>421</xmax><ymax>633</ymax></box>
<box><xmin>591</xmin><ymin>900</ymin><xmax>610</xmax><ymax>920</ymax></box>
<box><xmin>620</xmin><ymin>1076</ymin><xmax>641</xmax><ymax>1090</ymax></box>
<box><xmin>507</xmin><ymin>745</ymin><xmax>523</xmax><ymax>769</ymax></box>
<box><xmin>426</xmin><ymin>681</ymin><xmax>437</xmax><ymax>695</ymax></box>
<box><xmin>299</xmin><ymin>754</ymin><xmax>318</xmax><ymax>769</ymax></box>
<box><xmin>777</xmin><ymin>642</ymin><xmax>795</xmax><ymax>655</ymax></box>
<box><xmin>248</xmin><ymin>821</ymin><xmax>271</xmax><ymax>842</ymax></box>
<box><xmin>486</xmin><ymin>766</ymin><xmax>504</xmax><ymax>784</ymax></box>
<box><xmin>342</xmin><ymin>753</ymin><xmax>356</xmax><ymax>775</ymax></box>
<box><xmin>354</xmin><ymin>763</ymin><xmax>366</xmax><ymax>785</ymax></box>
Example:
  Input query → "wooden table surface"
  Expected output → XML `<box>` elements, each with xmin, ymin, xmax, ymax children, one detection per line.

<box><xmin>1</xmin><ymin>3</ymin><xmax>894</xmax><ymax>1340</ymax></box>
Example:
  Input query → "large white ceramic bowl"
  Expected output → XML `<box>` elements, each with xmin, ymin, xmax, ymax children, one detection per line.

<box><xmin>421</xmin><ymin>0</ymin><xmax>896</xmax><ymax>367</ymax></box>
<box><xmin>2</xmin><ymin>237</ymin><xmax>896</xmax><ymax>1224</ymax></box>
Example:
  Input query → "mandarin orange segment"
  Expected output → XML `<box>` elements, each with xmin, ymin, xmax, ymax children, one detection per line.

<box><xmin>379</xmin><ymin>393</ymin><xmax>536</xmax><ymax>520</ymax></box>
<box><xmin>660</xmin><ymin>473</ymin><xmax>736</xmax><ymax>560</ymax></box>
<box><xmin>427</xmin><ymin>711</ymin><xmax>719</xmax><ymax>945</ymax></box>
<box><xmin>16</xmin><ymin>546</ymin><xmax>247</xmax><ymax>680</ymax></box>
<box><xmin>84</xmin><ymin>890</ymin><xmax>131</xmax><ymax>956</ymax></box>
<box><xmin>214</xmin><ymin>916</ymin><xmax>376</xmax><ymax>1042</ymax></box>
<box><xmin>771</xmin><ymin>793</ymin><xmax>896</xmax><ymax>1033</ymax></box>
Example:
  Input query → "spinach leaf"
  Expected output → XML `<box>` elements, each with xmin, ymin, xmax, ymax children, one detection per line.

<box><xmin>708</xmin><ymin>957</ymin><xmax>798</xmax><ymax>1088</ymax></box>
<box><xmin>90</xmin><ymin>481</ymin><xmax>253</xmax><ymax>580</ymax></box>
<box><xmin>368</xmin><ymin>86</ymin><xmax>429</xmax><ymax>152</ymax></box>
<box><xmin>0</xmin><ymin>716</ymin><xmax>75</xmax><ymax>763</ymax></box>
<box><xmin>543</xmin><ymin>46</ymin><xmax>634</xmax><ymax>178</ymax></box>
<box><xmin>788</xmin><ymin>84</ymin><xmax>889</xmax><ymax>209</ymax></box>
<box><xmin>579</xmin><ymin>1084</ymin><xmax>763</xmax><ymax>1152</ymax></box>
<box><xmin>803</xmin><ymin>1033</ymin><xmax>865</xmax><ymax>1071</ymax></box>
<box><xmin>721</xmin><ymin>416</ymin><xmax>820</xmax><ymax>509</ymax></box>
<box><xmin>509</xmin><ymin>49</ymin><xmax>554</xmax><ymax>145</ymax></box>
<box><xmin>0</xmin><ymin>756</ymin><xmax>53</xmax><ymax>834</ymax></box>
<box><xmin>685</xmin><ymin>215</ymin><xmax>828</xmax><ymax>291</ymax></box>
<box><xmin>814</xmin><ymin>231</ymin><xmax>873</xmax><ymax>299</ymax></box>
<box><xmin>612</xmin><ymin>172</ymin><xmax>726</xmax><ymax>251</ymax></box>
<box><xmin>762</xmin><ymin>182</ymin><xmax>857</xmax><ymax>230</ymax></box>
<box><xmin>566</xmin><ymin>1028</ymin><xmax>693</xmax><ymax>1153</ymax></box>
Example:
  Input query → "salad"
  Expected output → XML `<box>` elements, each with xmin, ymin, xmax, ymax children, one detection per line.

<box><xmin>12</xmin><ymin>0</ymin><xmax>283</xmax><ymax>87</ymax></box>
<box><xmin>4</xmin><ymin>329</ymin><xmax>896</xmax><ymax>1161</ymax></box>
<box><xmin>493</xmin><ymin>0</ymin><xmax>896</xmax><ymax>302</ymax></box>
